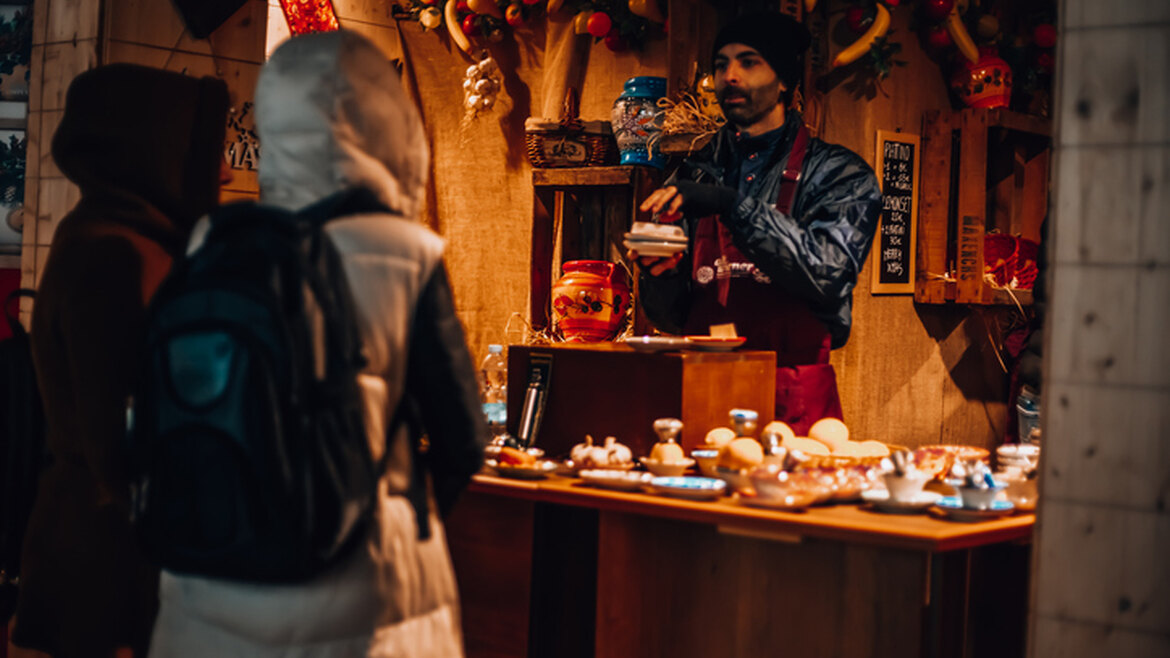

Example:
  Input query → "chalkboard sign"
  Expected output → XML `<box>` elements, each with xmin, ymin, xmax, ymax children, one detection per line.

<box><xmin>872</xmin><ymin>130</ymin><xmax>920</xmax><ymax>294</ymax></box>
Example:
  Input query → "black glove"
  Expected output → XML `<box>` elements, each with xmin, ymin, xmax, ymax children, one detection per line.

<box><xmin>673</xmin><ymin>181</ymin><xmax>740</xmax><ymax>218</ymax></box>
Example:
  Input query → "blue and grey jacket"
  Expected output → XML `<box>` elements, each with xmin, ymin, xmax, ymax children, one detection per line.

<box><xmin>639</xmin><ymin>112</ymin><xmax>882</xmax><ymax>349</ymax></box>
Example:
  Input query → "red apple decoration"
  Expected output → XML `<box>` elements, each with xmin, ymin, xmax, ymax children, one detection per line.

<box><xmin>456</xmin><ymin>1</ymin><xmax>470</xmax><ymax>11</ymax></box>
<box><xmin>461</xmin><ymin>13</ymin><xmax>480</xmax><ymax>36</ymax></box>
<box><xmin>506</xmin><ymin>3</ymin><xmax>524</xmax><ymax>26</ymax></box>
<box><xmin>604</xmin><ymin>30</ymin><xmax>628</xmax><ymax>52</ymax></box>
<box><xmin>924</xmin><ymin>0</ymin><xmax>955</xmax><ymax>22</ymax></box>
<box><xmin>845</xmin><ymin>7</ymin><xmax>871</xmax><ymax>35</ymax></box>
<box><xmin>587</xmin><ymin>11</ymin><xmax>612</xmax><ymax>38</ymax></box>
<box><xmin>1033</xmin><ymin>23</ymin><xmax>1057</xmax><ymax>49</ymax></box>
<box><xmin>926</xmin><ymin>24</ymin><xmax>952</xmax><ymax>49</ymax></box>
<box><xmin>1036</xmin><ymin>51</ymin><xmax>1054</xmax><ymax>73</ymax></box>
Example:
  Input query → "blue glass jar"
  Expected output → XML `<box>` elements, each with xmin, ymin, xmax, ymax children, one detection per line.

<box><xmin>610</xmin><ymin>76</ymin><xmax>666</xmax><ymax>168</ymax></box>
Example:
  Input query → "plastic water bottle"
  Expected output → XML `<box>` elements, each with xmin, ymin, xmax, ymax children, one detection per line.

<box><xmin>480</xmin><ymin>344</ymin><xmax>507</xmax><ymax>438</ymax></box>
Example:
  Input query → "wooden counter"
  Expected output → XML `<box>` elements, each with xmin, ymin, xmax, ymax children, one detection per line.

<box><xmin>467</xmin><ymin>473</ymin><xmax>1033</xmax><ymax>553</ymax></box>
<box><xmin>447</xmin><ymin>472</ymin><xmax>1034</xmax><ymax>658</ymax></box>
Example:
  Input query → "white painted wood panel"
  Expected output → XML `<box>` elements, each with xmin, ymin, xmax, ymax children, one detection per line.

<box><xmin>1042</xmin><ymin>382</ymin><xmax>1170</xmax><ymax>508</ymax></box>
<box><xmin>1056</xmin><ymin>26</ymin><xmax>1170</xmax><ymax>147</ymax></box>
<box><xmin>1053</xmin><ymin>145</ymin><xmax>1170</xmax><ymax>266</ymax></box>
<box><xmin>1046</xmin><ymin>263</ymin><xmax>1142</xmax><ymax>386</ymax></box>
<box><xmin>1032</xmin><ymin>616</ymin><xmax>1170</xmax><ymax>658</ymax></box>
<box><xmin>1062</xmin><ymin>0</ymin><xmax>1170</xmax><ymax>29</ymax></box>
<box><xmin>1034</xmin><ymin>500</ymin><xmax>1170</xmax><ymax>634</ymax></box>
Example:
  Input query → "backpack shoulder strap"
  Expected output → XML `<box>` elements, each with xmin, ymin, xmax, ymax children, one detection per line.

<box><xmin>774</xmin><ymin>124</ymin><xmax>810</xmax><ymax>217</ymax></box>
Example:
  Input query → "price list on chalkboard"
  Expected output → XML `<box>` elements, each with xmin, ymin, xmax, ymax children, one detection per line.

<box><xmin>873</xmin><ymin>130</ymin><xmax>920</xmax><ymax>294</ymax></box>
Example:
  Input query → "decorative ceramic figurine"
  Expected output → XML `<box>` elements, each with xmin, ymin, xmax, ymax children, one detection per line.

<box><xmin>550</xmin><ymin>260</ymin><xmax>630</xmax><ymax>342</ymax></box>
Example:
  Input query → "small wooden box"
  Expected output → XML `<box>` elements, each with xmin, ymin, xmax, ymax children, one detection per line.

<box><xmin>506</xmin><ymin>343</ymin><xmax>776</xmax><ymax>459</ymax></box>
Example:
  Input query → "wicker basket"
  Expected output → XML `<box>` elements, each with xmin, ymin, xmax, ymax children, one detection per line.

<box><xmin>795</xmin><ymin>442</ymin><xmax>909</xmax><ymax>470</ymax></box>
<box><xmin>525</xmin><ymin>89</ymin><xmax>613</xmax><ymax>168</ymax></box>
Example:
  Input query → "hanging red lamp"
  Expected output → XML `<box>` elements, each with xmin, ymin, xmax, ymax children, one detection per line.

<box><xmin>279</xmin><ymin>0</ymin><xmax>339</xmax><ymax>36</ymax></box>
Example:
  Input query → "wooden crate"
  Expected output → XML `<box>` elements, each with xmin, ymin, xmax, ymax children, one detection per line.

<box><xmin>530</xmin><ymin>166</ymin><xmax>662</xmax><ymax>335</ymax></box>
<box><xmin>916</xmin><ymin>108</ymin><xmax>1051</xmax><ymax>305</ymax></box>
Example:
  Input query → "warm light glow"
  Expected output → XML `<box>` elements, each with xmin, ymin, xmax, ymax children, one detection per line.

<box><xmin>278</xmin><ymin>0</ymin><xmax>339</xmax><ymax>36</ymax></box>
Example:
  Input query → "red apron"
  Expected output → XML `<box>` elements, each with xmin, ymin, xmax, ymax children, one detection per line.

<box><xmin>681</xmin><ymin>126</ymin><xmax>842</xmax><ymax>435</ymax></box>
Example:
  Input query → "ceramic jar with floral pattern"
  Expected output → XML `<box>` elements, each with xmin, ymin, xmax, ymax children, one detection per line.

<box><xmin>951</xmin><ymin>47</ymin><xmax>1013</xmax><ymax>109</ymax></box>
<box><xmin>611</xmin><ymin>76</ymin><xmax>666</xmax><ymax>168</ymax></box>
<box><xmin>550</xmin><ymin>260</ymin><xmax>630</xmax><ymax>342</ymax></box>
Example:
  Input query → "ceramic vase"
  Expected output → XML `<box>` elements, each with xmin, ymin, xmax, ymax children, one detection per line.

<box><xmin>610</xmin><ymin>76</ymin><xmax>666</xmax><ymax>168</ymax></box>
<box><xmin>550</xmin><ymin>260</ymin><xmax>630</xmax><ymax>342</ymax></box>
<box><xmin>951</xmin><ymin>47</ymin><xmax>1013</xmax><ymax>109</ymax></box>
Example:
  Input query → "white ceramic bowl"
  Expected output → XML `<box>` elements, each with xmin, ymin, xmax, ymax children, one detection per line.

<box><xmin>691</xmin><ymin>449</ymin><xmax>720</xmax><ymax>478</ymax></box>
<box><xmin>883</xmin><ymin>470</ymin><xmax>930</xmax><ymax>503</ymax></box>
<box><xmin>640</xmin><ymin>457</ymin><xmax>695</xmax><ymax>477</ymax></box>
<box><xmin>957</xmin><ymin>483</ymin><xmax>1008</xmax><ymax>510</ymax></box>
<box><xmin>714</xmin><ymin>465</ymin><xmax>754</xmax><ymax>494</ymax></box>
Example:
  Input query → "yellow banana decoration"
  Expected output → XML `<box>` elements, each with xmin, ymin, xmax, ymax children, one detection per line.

<box><xmin>804</xmin><ymin>0</ymin><xmax>818</xmax><ymax>13</ymax></box>
<box><xmin>444</xmin><ymin>0</ymin><xmax>471</xmax><ymax>55</ymax></box>
<box><xmin>831</xmin><ymin>4</ymin><xmax>890</xmax><ymax>69</ymax></box>
<box><xmin>628</xmin><ymin>0</ymin><xmax>666</xmax><ymax>23</ymax></box>
<box><xmin>467</xmin><ymin>0</ymin><xmax>502</xmax><ymax>19</ymax></box>
<box><xmin>945</xmin><ymin>7</ymin><xmax>980</xmax><ymax>64</ymax></box>
<box><xmin>547</xmin><ymin>0</ymin><xmax>565</xmax><ymax>14</ymax></box>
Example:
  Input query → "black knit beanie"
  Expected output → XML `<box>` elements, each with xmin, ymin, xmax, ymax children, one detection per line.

<box><xmin>711</xmin><ymin>12</ymin><xmax>812</xmax><ymax>91</ymax></box>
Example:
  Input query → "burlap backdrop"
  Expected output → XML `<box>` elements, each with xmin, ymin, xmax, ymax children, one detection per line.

<box><xmin>393</xmin><ymin>15</ymin><xmax>667</xmax><ymax>361</ymax></box>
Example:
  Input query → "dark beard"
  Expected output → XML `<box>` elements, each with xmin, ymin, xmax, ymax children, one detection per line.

<box><xmin>718</xmin><ymin>79</ymin><xmax>783</xmax><ymax>129</ymax></box>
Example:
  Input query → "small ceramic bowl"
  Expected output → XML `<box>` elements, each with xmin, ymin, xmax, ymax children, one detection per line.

<box><xmin>883</xmin><ymin>470</ymin><xmax>931</xmax><ymax>503</ymax></box>
<box><xmin>640</xmin><ymin>457</ymin><xmax>695</xmax><ymax>477</ymax></box>
<box><xmin>956</xmin><ymin>483</ymin><xmax>1007</xmax><ymax>510</ymax></box>
<box><xmin>691</xmin><ymin>449</ymin><xmax>720</xmax><ymax>478</ymax></box>
<box><xmin>714</xmin><ymin>465</ymin><xmax>754</xmax><ymax>494</ymax></box>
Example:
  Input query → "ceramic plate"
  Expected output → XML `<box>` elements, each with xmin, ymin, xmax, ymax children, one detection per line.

<box><xmin>934</xmin><ymin>496</ymin><xmax>1015</xmax><ymax>522</ymax></box>
<box><xmin>861</xmin><ymin>489</ymin><xmax>943</xmax><ymax>513</ymax></box>
<box><xmin>486</xmin><ymin>459</ymin><xmax>557</xmax><ymax>480</ymax></box>
<box><xmin>624</xmin><ymin>231</ymin><xmax>688</xmax><ymax>245</ymax></box>
<box><xmin>620</xmin><ymin>335</ymin><xmax>692</xmax><ymax>353</ymax></box>
<box><xmin>579</xmin><ymin>469</ymin><xmax>654</xmax><ymax>492</ymax></box>
<box><xmin>623</xmin><ymin>239</ymin><xmax>688</xmax><ymax>258</ymax></box>
<box><xmin>647</xmin><ymin>476</ymin><xmax>727</xmax><ymax>501</ymax></box>
<box><xmin>736</xmin><ymin>490</ymin><xmax>818</xmax><ymax>511</ymax></box>
<box><xmin>684</xmin><ymin>336</ymin><xmax>747</xmax><ymax>352</ymax></box>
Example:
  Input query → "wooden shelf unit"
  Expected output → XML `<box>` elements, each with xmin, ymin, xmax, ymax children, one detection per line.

<box><xmin>530</xmin><ymin>165</ymin><xmax>662</xmax><ymax>334</ymax></box>
<box><xmin>916</xmin><ymin>108</ymin><xmax>1051</xmax><ymax>305</ymax></box>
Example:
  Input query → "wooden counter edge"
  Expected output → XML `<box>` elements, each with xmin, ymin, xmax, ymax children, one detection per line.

<box><xmin>467</xmin><ymin>473</ymin><xmax>1034</xmax><ymax>554</ymax></box>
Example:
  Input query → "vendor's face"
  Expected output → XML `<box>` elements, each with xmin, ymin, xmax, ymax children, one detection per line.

<box><xmin>713</xmin><ymin>43</ymin><xmax>785</xmax><ymax>131</ymax></box>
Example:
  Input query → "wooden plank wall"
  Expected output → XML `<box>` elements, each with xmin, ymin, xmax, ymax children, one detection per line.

<box><xmin>1030</xmin><ymin>0</ymin><xmax>1170</xmax><ymax>655</ymax></box>
<box><xmin>820</xmin><ymin>5</ymin><xmax>1016</xmax><ymax>452</ymax></box>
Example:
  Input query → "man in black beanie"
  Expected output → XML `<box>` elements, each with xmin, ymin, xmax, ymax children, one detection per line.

<box><xmin>631</xmin><ymin>11</ymin><xmax>882</xmax><ymax>434</ymax></box>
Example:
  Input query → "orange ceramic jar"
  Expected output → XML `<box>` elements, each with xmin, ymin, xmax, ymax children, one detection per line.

<box><xmin>550</xmin><ymin>260</ymin><xmax>630</xmax><ymax>342</ymax></box>
<box><xmin>951</xmin><ymin>47</ymin><xmax>1012</xmax><ymax>109</ymax></box>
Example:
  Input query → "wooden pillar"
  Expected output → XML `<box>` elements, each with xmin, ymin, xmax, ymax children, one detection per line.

<box><xmin>1031</xmin><ymin>1</ymin><xmax>1170</xmax><ymax>656</ymax></box>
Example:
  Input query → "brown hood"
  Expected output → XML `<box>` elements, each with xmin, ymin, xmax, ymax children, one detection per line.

<box><xmin>51</xmin><ymin>64</ymin><xmax>229</xmax><ymax>233</ymax></box>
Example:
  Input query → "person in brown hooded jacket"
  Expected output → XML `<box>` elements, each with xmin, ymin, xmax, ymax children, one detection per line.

<box><xmin>11</xmin><ymin>64</ymin><xmax>228</xmax><ymax>657</ymax></box>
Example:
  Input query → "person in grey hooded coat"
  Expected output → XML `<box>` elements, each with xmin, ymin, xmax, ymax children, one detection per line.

<box><xmin>147</xmin><ymin>30</ymin><xmax>487</xmax><ymax>658</ymax></box>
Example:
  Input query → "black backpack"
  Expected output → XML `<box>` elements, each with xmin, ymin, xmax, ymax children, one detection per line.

<box><xmin>126</xmin><ymin>189</ymin><xmax>400</xmax><ymax>583</ymax></box>
<box><xmin>0</xmin><ymin>289</ymin><xmax>46</xmax><ymax>620</ymax></box>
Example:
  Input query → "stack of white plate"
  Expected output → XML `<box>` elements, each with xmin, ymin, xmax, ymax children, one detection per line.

<box><xmin>623</xmin><ymin>221</ymin><xmax>688</xmax><ymax>258</ymax></box>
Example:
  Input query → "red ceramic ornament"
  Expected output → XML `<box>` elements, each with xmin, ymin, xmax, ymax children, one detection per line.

<box><xmin>951</xmin><ymin>47</ymin><xmax>1012</xmax><ymax>109</ymax></box>
<box><xmin>551</xmin><ymin>260</ymin><xmax>631</xmax><ymax>342</ymax></box>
